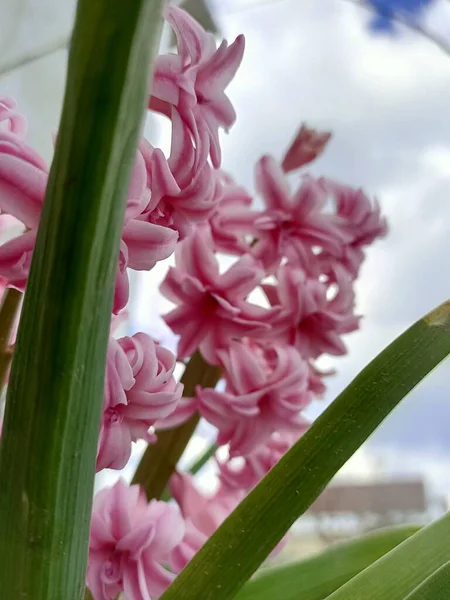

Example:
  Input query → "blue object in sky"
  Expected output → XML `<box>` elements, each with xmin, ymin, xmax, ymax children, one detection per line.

<box><xmin>367</xmin><ymin>0</ymin><xmax>435</xmax><ymax>32</ymax></box>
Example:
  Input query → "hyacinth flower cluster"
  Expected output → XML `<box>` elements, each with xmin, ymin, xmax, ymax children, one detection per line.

<box><xmin>0</xmin><ymin>6</ymin><xmax>387</xmax><ymax>600</ymax></box>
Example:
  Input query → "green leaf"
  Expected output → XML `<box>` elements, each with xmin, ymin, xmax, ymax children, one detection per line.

<box><xmin>236</xmin><ymin>526</ymin><xmax>420</xmax><ymax>600</ymax></box>
<box><xmin>404</xmin><ymin>560</ymin><xmax>450</xmax><ymax>599</ymax></box>
<box><xmin>0</xmin><ymin>1</ymin><xmax>163</xmax><ymax>598</ymax></box>
<box><xmin>160</xmin><ymin>300</ymin><xmax>450</xmax><ymax>600</ymax></box>
<box><xmin>133</xmin><ymin>351</ymin><xmax>221</xmax><ymax>499</ymax></box>
<box><xmin>326</xmin><ymin>512</ymin><xmax>450</xmax><ymax>599</ymax></box>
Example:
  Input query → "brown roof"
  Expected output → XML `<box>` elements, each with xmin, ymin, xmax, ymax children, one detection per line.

<box><xmin>307</xmin><ymin>480</ymin><xmax>426</xmax><ymax>515</ymax></box>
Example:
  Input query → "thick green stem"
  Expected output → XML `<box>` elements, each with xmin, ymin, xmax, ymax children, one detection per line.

<box><xmin>0</xmin><ymin>288</ymin><xmax>22</xmax><ymax>394</ymax></box>
<box><xmin>0</xmin><ymin>1</ymin><xmax>163</xmax><ymax>599</ymax></box>
<box><xmin>133</xmin><ymin>352</ymin><xmax>221</xmax><ymax>499</ymax></box>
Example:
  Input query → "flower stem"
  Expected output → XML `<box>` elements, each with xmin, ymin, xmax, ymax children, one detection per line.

<box><xmin>0</xmin><ymin>288</ymin><xmax>22</xmax><ymax>395</ymax></box>
<box><xmin>132</xmin><ymin>352</ymin><xmax>221</xmax><ymax>500</ymax></box>
<box><xmin>189</xmin><ymin>442</ymin><xmax>218</xmax><ymax>475</ymax></box>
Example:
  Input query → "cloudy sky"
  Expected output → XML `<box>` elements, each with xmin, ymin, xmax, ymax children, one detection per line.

<box><xmin>2</xmin><ymin>0</ymin><xmax>450</xmax><ymax>497</ymax></box>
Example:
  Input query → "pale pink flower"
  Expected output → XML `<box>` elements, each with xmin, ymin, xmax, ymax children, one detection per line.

<box><xmin>198</xmin><ymin>339</ymin><xmax>311</xmax><ymax>455</ymax></box>
<box><xmin>97</xmin><ymin>333</ymin><xmax>183</xmax><ymax>471</ymax></box>
<box><xmin>322</xmin><ymin>179</ymin><xmax>388</xmax><ymax>278</ymax></box>
<box><xmin>150</xmin><ymin>5</ymin><xmax>245</xmax><ymax>168</ymax></box>
<box><xmin>161</xmin><ymin>227</ymin><xmax>272</xmax><ymax>364</ymax></box>
<box><xmin>169</xmin><ymin>471</ymin><xmax>286</xmax><ymax>560</ymax></box>
<box><xmin>263</xmin><ymin>264</ymin><xmax>360</xmax><ymax>360</ymax></box>
<box><xmin>307</xmin><ymin>361</ymin><xmax>334</xmax><ymax>397</ymax></box>
<box><xmin>170</xmin><ymin>471</ymin><xmax>244</xmax><ymax>538</ymax></box>
<box><xmin>218</xmin><ymin>430</ymin><xmax>303</xmax><ymax>491</ymax></box>
<box><xmin>281</xmin><ymin>124</ymin><xmax>331</xmax><ymax>174</ymax></box>
<box><xmin>87</xmin><ymin>479</ymin><xmax>185</xmax><ymax>600</ymax></box>
<box><xmin>141</xmin><ymin>110</ymin><xmax>223</xmax><ymax>239</ymax></box>
<box><xmin>206</xmin><ymin>170</ymin><xmax>256</xmax><ymax>255</ymax></box>
<box><xmin>252</xmin><ymin>156</ymin><xmax>348</xmax><ymax>273</ymax></box>
<box><xmin>0</xmin><ymin>98</ymin><xmax>27</xmax><ymax>138</ymax></box>
<box><xmin>120</xmin><ymin>143</ymin><xmax>179</xmax><ymax>271</ymax></box>
<box><xmin>170</xmin><ymin>519</ymin><xmax>207</xmax><ymax>573</ymax></box>
<box><xmin>0</xmin><ymin>131</ymin><xmax>177</xmax><ymax>311</ymax></box>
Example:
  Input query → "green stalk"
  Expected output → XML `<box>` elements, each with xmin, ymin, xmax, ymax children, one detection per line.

<box><xmin>133</xmin><ymin>351</ymin><xmax>221</xmax><ymax>499</ymax></box>
<box><xmin>0</xmin><ymin>1</ymin><xmax>163</xmax><ymax>599</ymax></box>
<box><xmin>0</xmin><ymin>288</ymin><xmax>22</xmax><ymax>394</ymax></box>
<box><xmin>160</xmin><ymin>300</ymin><xmax>450</xmax><ymax>600</ymax></box>
<box><xmin>189</xmin><ymin>442</ymin><xmax>218</xmax><ymax>475</ymax></box>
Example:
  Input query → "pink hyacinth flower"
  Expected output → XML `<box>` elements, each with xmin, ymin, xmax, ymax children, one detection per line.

<box><xmin>218</xmin><ymin>430</ymin><xmax>303</xmax><ymax>491</ymax></box>
<box><xmin>0</xmin><ymin>97</ymin><xmax>27</xmax><ymax>138</ymax></box>
<box><xmin>97</xmin><ymin>333</ymin><xmax>183</xmax><ymax>471</ymax></box>
<box><xmin>170</xmin><ymin>471</ymin><xmax>244</xmax><ymax>538</ymax></box>
<box><xmin>0</xmin><ymin>128</ymin><xmax>177</xmax><ymax>311</ymax></box>
<box><xmin>150</xmin><ymin>5</ymin><xmax>245</xmax><ymax>168</ymax></box>
<box><xmin>263</xmin><ymin>264</ymin><xmax>360</xmax><ymax>360</ymax></box>
<box><xmin>198</xmin><ymin>339</ymin><xmax>312</xmax><ymax>455</ymax></box>
<box><xmin>252</xmin><ymin>156</ymin><xmax>349</xmax><ymax>273</ymax></box>
<box><xmin>0</xmin><ymin>131</ymin><xmax>48</xmax><ymax>289</ymax></box>
<box><xmin>206</xmin><ymin>170</ymin><xmax>256</xmax><ymax>256</ymax></box>
<box><xmin>87</xmin><ymin>479</ymin><xmax>185</xmax><ymax>600</ymax></box>
<box><xmin>141</xmin><ymin>110</ymin><xmax>223</xmax><ymax>239</ymax></box>
<box><xmin>281</xmin><ymin>124</ymin><xmax>331</xmax><ymax>174</ymax></box>
<box><xmin>322</xmin><ymin>179</ymin><xmax>388</xmax><ymax>278</ymax></box>
<box><xmin>170</xmin><ymin>471</ymin><xmax>286</xmax><ymax>560</ymax></box>
<box><xmin>170</xmin><ymin>518</ymin><xmax>207</xmax><ymax>573</ymax></box>
<box><xmin>161</xmin><ymin>226</ymin><xmax>273</xmax><ymax>364</ymax></box>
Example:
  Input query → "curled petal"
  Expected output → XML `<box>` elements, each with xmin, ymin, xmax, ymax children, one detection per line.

<box><xmin>122</xmin><ymin>220</ymin><xmax>178</xmax><ymax>270</ymax></box>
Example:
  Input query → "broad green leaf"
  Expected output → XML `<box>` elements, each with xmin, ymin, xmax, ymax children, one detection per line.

<box><xmin>133</xmin><ymin>352</ymin><xmax>221</xmax><ymax>499</ymax></box>
<box><xmin>236</xmin><ymin>526</ymin><xmax>419</xmax><ymax>600</ymax></box>
<box><xmin>0</xmin><ymin>1</ymin><xmax>163</xmax><ymax>598</ymax></box>
<box><xmin>404</xmin><ymin>560</ymin><xmax>450</xmax><ymax>599</ymax></box>
<box><xmin>326</xmin><ymin>511</ymin><xmax>450</xmax><ymax>599</ymax></box>
<box><xmin>160</xmin><ymin>300</ymin><xmax>450</xmax><ymax>600</ymax></box>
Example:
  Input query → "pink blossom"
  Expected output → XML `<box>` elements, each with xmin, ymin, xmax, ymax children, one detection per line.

<box><xmin>97</xmin><ymin>333</ymin><xmax>183</xmax><ymax>471</ymax></box>
<box><xmin>0</xmin><ymin>130</ymin><xmax>177</xmax><ymax>311</ymax></box>
<box><xmin>322</xmin><ymin>179</ymin><xmax>388</xmax><ymax>278</ymax></box>
<box><xmin>198</xmin><ymin>339</ymin><xmax>311</xmax><ymax>455</ymax></box>
<box><xmin>0</xmin><ymin>98</ymin><xmax>27</xmax><ymax>138</ymax></box>
<box><xmin>263</xmin><ymin>264</ymin><xmax>360</xmax><ymax>360</ymax></box>
<box><xmin>161</xmin><ymin>227</ymin><xmax>272</xmax><ymax>364</ymax></box>
<box><xmin>218</xmin><ymin>430</ymin><xmax>303</xmax><ymax>491</ymax></box>
<box><xmin>170</xmin><ymin>471</ymin><xmax>244</xmax><ymax>538</ymax></box>
<box><xmin>169</xmin><ymin>471</ymin><xmax>287</xmax><ymax>560</ymax></box>
<box><xmin>170</xmin><ymin>520</ymin><xmax>207</xmax><ymax>573</ymax></box>
<box><xmin>87</xmin><ymin>479</ymin><xmax>185</xmax><ymax>600</ymax></box>
<box><xmin>206</xmin><ymin>170</ymin><xmax>256</xmax><ymax>255</ymax></box>
<box><xmin>150</xmin><ymin>5</ymin><xmax>245</xmax><ymax>168</ymax></box>
<box><xmin>141</xmin><ymin>110</ymin><xmax>223</xmax><ymax>239</ymax></box>
<box><xmin>119</xmin><ymin>143</ymin><xmax>179</xmax><ymax>271</ymax></box>
<box><xmin>252</xmin><ymin>156</ymin><xmax>348</xmax><ymax>273</ymax></box>
<box><xmin>307</xmin><ymin>361</ymin><xmax>334</xmax><ymax>397</ymax></box>
<box><xmin>281</xmin><ymin>124</ymin><xmax>331</xmax><ymax>174</ymax></box>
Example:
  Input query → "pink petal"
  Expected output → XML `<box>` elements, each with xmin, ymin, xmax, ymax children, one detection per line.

<box><xmin>122</xmin><ymin>220</ymin><xmax>178</xmax><ymax>270</ymax></box>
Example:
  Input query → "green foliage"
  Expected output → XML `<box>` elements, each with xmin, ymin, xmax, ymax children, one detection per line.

<box><xmin>0</xmin><ymin>1</ymin><xmax>163</xmax><ymax>598</ymax></box>
<box><xmin>404</xmin><ymin>561</ymin><xmax>450</xmax><ymax>599</ymax></box>
<box><xmin>327</xmin><ymin>511</ymin><xmax>450</xmax><ymax>599</ymax></box>
<box><xmin>160</xmin><ymin>300</ymin><xmax>450</xmax><ymax>600</ymax></box>
<box><xmin>236</xmin><ymin>526</ymin><xmax>420</xmax><ymax>600</ymax></box>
